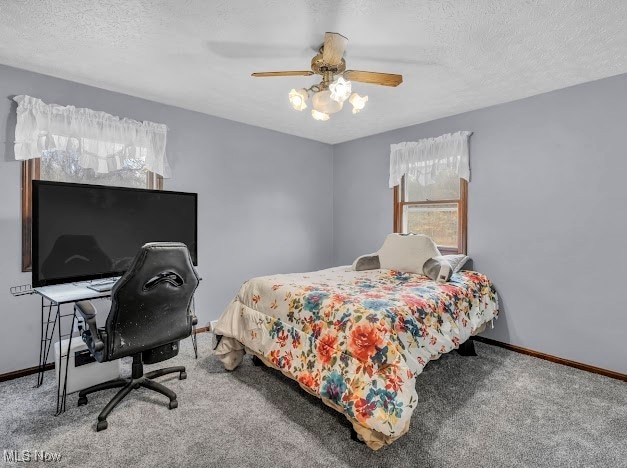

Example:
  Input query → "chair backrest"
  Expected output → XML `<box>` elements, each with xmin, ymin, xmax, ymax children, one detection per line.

<box><xmin>105</xmin><ymin>242</ymin><xmax>200</xmax><ymax>360</ymax></box>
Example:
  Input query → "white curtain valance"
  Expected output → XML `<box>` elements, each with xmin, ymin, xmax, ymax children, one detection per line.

<box><xmin>389</xmin><ymin>131</ymin><xmax>472</xmax><ymax>188</ymax></box>
<box><xmin>13</xmin><ymin>95</ymin><xmax>171</xmax><ymax>177</ymax></box>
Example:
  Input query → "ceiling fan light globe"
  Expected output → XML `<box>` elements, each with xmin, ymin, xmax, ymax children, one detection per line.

<box><xmin>288</xmin><ymin>88</ymin><xmax>308</xmax><ymax>111</ymax></box>
<box><xmin>329</xmin><ymin>77</ymin><xmax>352</xmax><ymax>103</ymax></box>
<box><xmin>292</xmin><ymin>100</ymin><xmax>307</xmax><ymax>111</ymax></box>
<box><xmin>311</xmin><ymin>109</ymin><xmax>330</xmax><ymax>121</ymax></box>
<box><xmin>349</xmin><ymin>93</ymin><xmax>368</xmax><ymax>112</ymax></box>
<box><xmin>312</xmin><ymin>90</ymin><xmax>343</xmax><ymax>114</ymax></box>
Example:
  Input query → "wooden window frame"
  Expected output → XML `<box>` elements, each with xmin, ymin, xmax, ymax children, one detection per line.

<box><xmin>20</xmin><ymin>159</ymin><xmax>163</xmax><ymax>272</ymax></box>
<box><xmin>393</xmin><ymin>177</ymin><xmax>468</xmax><ymax>255</ymax></box>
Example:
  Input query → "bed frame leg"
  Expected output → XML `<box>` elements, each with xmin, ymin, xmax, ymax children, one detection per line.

<box><xmin>251</xmin><ymin>355</ymin><xmax>264</xmax><ymax>367</ymax></box>
<box><xmin>457</xmin><ymin>339</ymin><xmax>477</xmax><ymax>356</ymax></box>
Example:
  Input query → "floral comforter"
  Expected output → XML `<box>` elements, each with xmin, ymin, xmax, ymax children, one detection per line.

<box><xmin>214</xmin><ymin>267</ymin><xmax>498</xmax><ymax>447</ymax></box>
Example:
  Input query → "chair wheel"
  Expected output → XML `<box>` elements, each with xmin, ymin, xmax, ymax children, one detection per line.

<box><xmin>168</xmin><ymin>400</ymin><xmax>178</xmax><ymax>410</ymax></box>
<box><xmin>96</xmin><ymin>420</ymin><xmax>108</xmax><ymax>432</ymax></box>
<box><xmin>78</xmin><ymin>396</ymin><xmax>88</xmax><ymax>406</ymax></box>
<box><xmin>179</xmin><ymin>371</ymin><xmax>187</xmax><ymax>380</ymax></box>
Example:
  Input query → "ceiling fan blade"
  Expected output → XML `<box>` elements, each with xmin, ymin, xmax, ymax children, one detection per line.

<box><xmin>343</xmin><ymin>70</ymin><xmax>403</xmax><ymax>87</ymax></box>
<box><xmin>251</xmin><ymin>71</ymin><xmax>314</xmax><ymax>77</ymax></box>
<box><xmin>322</xmin><ymin>32</ymin><xmax>348</xmax><ymax>66</ymax></box>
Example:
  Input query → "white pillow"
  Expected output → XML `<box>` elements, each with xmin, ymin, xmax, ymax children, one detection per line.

<box><xmin>377</xmin><ymin>234</ymin><xmax>440</xmax><ymax>274</ymax></box>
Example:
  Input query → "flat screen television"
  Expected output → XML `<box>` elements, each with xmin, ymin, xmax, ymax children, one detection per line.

<box><xmin>32</xmin><ymin>180</ymin><xmax>197</xmax><ymax>287</ymax></box>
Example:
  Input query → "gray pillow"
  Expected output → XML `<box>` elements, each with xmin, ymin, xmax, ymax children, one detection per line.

<box><xmin>423</xmin><ymin>256</ymin><xmax>453</xmax><ymax>283</ymax></box>
<box><xmin>352</xmin><ymin>254</ymin><xmax>380</xmax><ymax>271</ymax></box>
<box><xmin>442</xmin><ymin>254</ymin><xmax>470</xmax><ymax>272</ymax></box>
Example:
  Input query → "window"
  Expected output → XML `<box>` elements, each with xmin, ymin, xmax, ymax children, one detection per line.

<box><xmin>21</xmin><ymin>157</ymin><xmax>163</xmax><ymax>272</ymax></box>
<box><xmin>389</xmin><ymin>131</ymin><xmax>471</xmax><ymax>255</ymax></box>
<box><xmin>14</xmin><ymin>95</ymin><xmax>169</xmax><ymax>272</ymax></box>
<box><xmin>393</xmin><ymin>170</ymin><xmax>467</xmax><ymax>254</ymax></box>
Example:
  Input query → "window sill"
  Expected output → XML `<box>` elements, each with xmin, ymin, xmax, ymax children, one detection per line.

<box><xmin>438</xmin><ymin>246</ymin><xmax>462</xmax><ymax>255</ymax></box>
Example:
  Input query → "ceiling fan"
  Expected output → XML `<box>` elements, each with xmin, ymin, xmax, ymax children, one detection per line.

<box><xmin>251</xmin><ymin>32</ymin><xmax>403</xmax><ymax>120</ymax></box>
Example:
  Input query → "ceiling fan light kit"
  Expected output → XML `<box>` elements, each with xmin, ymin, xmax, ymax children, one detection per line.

<box><xmin>252</xmin><ymin>32</ymin><xmax>402</xmax><ymax>121</ymax></box>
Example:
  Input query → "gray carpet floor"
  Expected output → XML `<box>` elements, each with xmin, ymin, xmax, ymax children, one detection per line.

<box><xmin>0</xmin><ymin>334</ymin><xmax>625</xmax><ymax>468</ymax></box>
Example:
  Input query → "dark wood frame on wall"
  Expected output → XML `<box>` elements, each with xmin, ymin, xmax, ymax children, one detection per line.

<box><xmin>393</xmin><ymin>178</ymin><xmax>468</xmax><ymax>255</ymax></box>
<box><xmin>20</xmin><ymin>160</ymin><xmax>163</xmax><ymax>272</ymax></box>
<box><xmin>21</xmin><ymin>160</ymin><xmax>40</xmax><ymax>272</ymax></box>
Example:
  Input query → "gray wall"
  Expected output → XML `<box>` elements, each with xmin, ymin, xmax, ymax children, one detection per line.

<box><xmin>334</xmin><ymin>73</ymin><xmax>627</xmax><ymax>374</ymax></box>
<box><xmin>0</xmin><ymin>64</ymin><xmax>334</xmax><ymax>374</ymax></box>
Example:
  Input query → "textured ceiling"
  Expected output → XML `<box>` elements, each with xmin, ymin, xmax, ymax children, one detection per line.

<box><xmin>0</xmin><ymin>0</ymin><xmax>626</xmax><ymax>144</ymax></box>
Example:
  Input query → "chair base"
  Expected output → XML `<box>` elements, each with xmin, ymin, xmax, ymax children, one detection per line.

<box><xmin>78</xmin><ymin>353</ymin><xmax>186</xmax><ymax>431</ymax></box>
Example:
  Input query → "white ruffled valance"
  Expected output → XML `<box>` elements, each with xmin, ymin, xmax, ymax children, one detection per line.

<box><xmin>13</xmin><ymin>95</ymin><xmax>170</xmax><ymax>177</ymax></box>
<box><xmin>389</xmin><ymin>131</ymin><xmax>472</xmax><ymax>188</ymax></box>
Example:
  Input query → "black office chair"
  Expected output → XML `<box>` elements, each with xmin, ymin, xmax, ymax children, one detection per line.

<box><xmin>74</xmin><ymin>242</ymin><xmax>200</xmax><ymax>431</ymax></box>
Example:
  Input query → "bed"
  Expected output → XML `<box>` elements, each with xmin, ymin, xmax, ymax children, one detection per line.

<box><xmin>214</xmin><ymin>266</ymin><xmax>499</xmax><ymax>449</ymax></box>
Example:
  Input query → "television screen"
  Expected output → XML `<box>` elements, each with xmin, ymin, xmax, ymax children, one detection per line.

<box><xmin>32</xmin><ymin>180</ymin><xmax>197</xmax><ymax>287</ymax></box>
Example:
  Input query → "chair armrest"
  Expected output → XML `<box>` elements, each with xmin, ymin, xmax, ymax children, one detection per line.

<box><xmin>75</xmin><ymin>301</ymin><xmax>105</xmax><ymax>353</ymax></box>
<box><xmin>188</xmin><ymin>300</ymin><xmax>198</xmax><ymax>326</ymax></box>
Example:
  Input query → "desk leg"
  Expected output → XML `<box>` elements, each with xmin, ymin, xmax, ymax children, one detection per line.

<box><xmin>36</xmin><ymin>297</ymin><xmax>46</xmax><ymax>387</ymax></box>
<box><xmin>57</xmin><ymin>312</ymin><xmax>76</xmax><ymax>415</ymax></box>
<box><xmin>36</xmin><ymin>299</ymin><xmax>58</xmax><ymax>388</ymax></box>
<box><xmin>55</xmin><ymin>305</ymin><xmax>63</xmax><ymax>415</ymax></box>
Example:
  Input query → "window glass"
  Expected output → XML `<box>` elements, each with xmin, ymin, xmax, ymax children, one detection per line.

<box><xmin>40</xmin><ymin>150</ymin><xmax>148</xmax><ymax>189</ymax></box>
<box><xmin>402</xmin><ymin>203</ymin><xmax>458</xmax><ymax>247</ymax></box>
<box><xmin>395</xmin><ymin>173</ymin><xmax>466</xmax><ymax>253</ymax></box>
<box><xmin>405</xmin><ymin>168</ymin><xmax>460</xmax><ymax>202</ymax></box>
